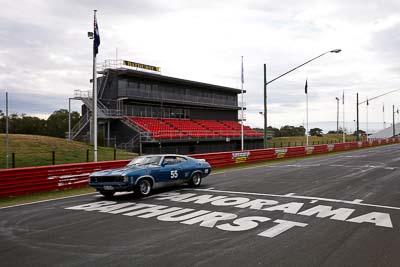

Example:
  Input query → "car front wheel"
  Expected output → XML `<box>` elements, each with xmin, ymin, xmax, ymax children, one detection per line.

<box><xmin>135</xmin><ymin>179</ymin><xmax>152</xmax><ymax>197</ymax></box>
<box><xmin>188</xmin><ymin>172</ymin><xmax>202</xmax><ymax>187</ymax></box>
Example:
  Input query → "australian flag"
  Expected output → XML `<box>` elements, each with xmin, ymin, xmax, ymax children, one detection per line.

<box><xmin>94</xmin><ymin>13</ymin><xmax>100</xmax><ymax>55</ymax></box>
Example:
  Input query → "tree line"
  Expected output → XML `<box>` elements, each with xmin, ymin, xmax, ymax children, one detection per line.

<box><xmin>253</xmin><ymin>125</ymin><xmax>306</xmax><ymax>138</ymax></box>
<box><xmin>257</xmin><ymin>125</ymin><xmax>361</xmax><ymax>138</ymax></box>
<box><xmin>0</xmin><ymin>109</ymin><xmax>80</xmax><ymax>138</ymax></box>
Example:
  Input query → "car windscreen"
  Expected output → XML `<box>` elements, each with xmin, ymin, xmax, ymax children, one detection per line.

<box><xmin>127</xmin><ymin>156</ymin><xmax>162</xmax><ymax>167</ymax></box>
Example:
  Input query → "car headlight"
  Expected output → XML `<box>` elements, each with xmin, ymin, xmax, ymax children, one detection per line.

<box><xmin>123</xmin><ymin>176</ymin><xmax>129</xmax><ymax>183</ymax></box>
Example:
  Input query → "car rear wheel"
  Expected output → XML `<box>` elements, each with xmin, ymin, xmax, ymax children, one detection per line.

<box><xmin>99</xmin><ymin>191</ymin><xmax>115</xmax><ymax>198</ymax></box>
<box><xmin>188</xmin><ymin>172</ymin><xmax>202</xmax><ymax>187</ymax></box>
<box><xmin>135</xmin><ymin>179</ymin><xmax>152</xmax><ymax>197</ymax></box>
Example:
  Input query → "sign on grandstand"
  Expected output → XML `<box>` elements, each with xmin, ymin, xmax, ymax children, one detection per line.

<box><xmin>123</xmin><ymin>60</ymin><xmax>161</xmax><ymax>72</ymax></box>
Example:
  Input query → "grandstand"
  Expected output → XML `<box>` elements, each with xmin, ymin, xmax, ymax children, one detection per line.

<box><xmin>69</xmin><ymin>59</ymin><xmax>265</xmax><ymax>154</ymax></box>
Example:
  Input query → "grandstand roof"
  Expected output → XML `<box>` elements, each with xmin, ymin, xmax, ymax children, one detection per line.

<box><xmin>112</xmin><ymin>68</ymin><xmax>245</xmax><ymax>94</ymax></box>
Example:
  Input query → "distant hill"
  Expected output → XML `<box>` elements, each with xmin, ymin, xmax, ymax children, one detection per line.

<box><xmin>0</xmin><ymin>134</ymin><xmax>136</xmax><ymax>169</ymax></box>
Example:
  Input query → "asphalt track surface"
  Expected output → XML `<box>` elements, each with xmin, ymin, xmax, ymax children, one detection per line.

<box><xmin>1</xmin><ymin>144</ymin><xmax>400</xmax><ymax>267</ymax></box>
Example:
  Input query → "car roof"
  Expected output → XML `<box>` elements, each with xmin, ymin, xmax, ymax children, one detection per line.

<box><xmin>139</xmin><ymin>154</ymin><xmax>191</xmax><ymax>159</ymax></box>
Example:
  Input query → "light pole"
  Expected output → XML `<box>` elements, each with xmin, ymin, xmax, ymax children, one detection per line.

<box><xmin>357</xmin><ymin>88</ymin><xmax>400</xmax><ymax>140</ymax></box>
<box><xmin>67</xmin><ymin>97</ymin><xmax>80</xmax><ymax>140</ymax></box>
<box><xmin>335</xmin><ymin>97</ymin><xmax>339</xmax><ymax>132</ymax></box>
<box><xmin>393</xmin><ymin>105</ymin><xmax>396</xmax><ymax>137</ymax></box>
<box><xmin>366</xmin><ymin>97</ymin><xmax>369</xmax><ymax>141</ymax></box>
<box><xmin>68</xmin><ymin>98</ymin><xmax>72</xmax><ymax>140</ymax></box>
<box><xmin>263</xmin><ymin>49</ymin><xmax>341</xmax><ymax>148</ymax></box>
<box><xmin>356</xmin><ymin>93</ymin><xmax>359</xmax><ymax>140</ymax></box>
<box><xmin>383</xmin><ymin>103</ymin><xmax>386</xmax><ymax>129</ymax></box>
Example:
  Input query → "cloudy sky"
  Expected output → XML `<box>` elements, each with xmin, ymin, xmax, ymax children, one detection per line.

<box><xmin>1</xmin><ymin>0</ymin><xmax>400</xmax><ymax>132</ymax></box>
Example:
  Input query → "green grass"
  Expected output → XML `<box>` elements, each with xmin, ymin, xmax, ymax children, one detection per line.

<box><xmin>0</xmin><ymin>134</ymin><xmax>136</xmax><ymax>169</ymax></box>
<box><xmin>0</xmin><ymin>134</ymin><xmax>356</xmax><ymax>168</ymax></box>
<box><xmin>267</xmin><ymin>134</ymin><xmax>357</xmax><ymax>148</ymax></box>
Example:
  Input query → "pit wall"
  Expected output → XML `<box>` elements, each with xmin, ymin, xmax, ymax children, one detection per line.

<box><xmin>1</xmin><ymin>138</ymin><xmax>399</xmax><ymax>198</ymax></box>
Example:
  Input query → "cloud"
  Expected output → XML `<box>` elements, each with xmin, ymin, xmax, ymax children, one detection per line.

<box><xmin>0</xmin><ymin>0</ymin><xmax>399</xmax><ymax>131</ymax></box>
<box><xmin>0</xmin><ymin>90</ymin><xmax>82</xmax><ymax>116</ymax></box>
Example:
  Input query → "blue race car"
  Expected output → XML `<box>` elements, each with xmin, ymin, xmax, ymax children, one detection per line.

<box><xmin>89</xmin><ymin>154</ymin><xmax>212</xmax><ymax>198</ymax></box>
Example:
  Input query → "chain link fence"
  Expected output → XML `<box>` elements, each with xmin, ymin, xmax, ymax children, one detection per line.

<box><xmin>0</xmin><ymin>149</ymin><xmax>135</xmax><ymax>169</ymax></box>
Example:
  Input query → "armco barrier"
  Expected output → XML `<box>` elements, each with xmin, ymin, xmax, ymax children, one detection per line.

<box><xmin>0</xmin><ymin>160</ymin><xmax>129</xmax><ymax>198</ymax></box>
<box><xmin>190</xmin><ymin>138</ymin><xmax>400</xmax><ymax>166</ymax></box>
<box><xmin>0</xmin><ymin>138</ymin><xmax>399</xmax><ymax>198</ymax></box>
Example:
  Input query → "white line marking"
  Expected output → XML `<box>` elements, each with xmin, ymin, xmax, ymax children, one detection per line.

<box><xmin>286</xmin><ymin>164</ymin><xmax>321</xmax><ymax>167</ymax></box>
<box><xmin>263</xmin><ymin>164</ymin><xmax>397</xmax><ymax>170</ymax></box>
<box><xmin>184</xmin><ymin>188</ymin><xmax>400</xmax><ymax>211</ymax></box>
<box><xmin>285</xmin><ymin>193</ymin><xmax>296</xmax><ymax>196</ymax></box>
<box><xmin>339</xmin><ymin>155</ymin><xmax>367</xmax><ymax>158</ymax></box>
<box><xmin>0</xmin><ymin>192</ymin><xmax>97</xmax><ymax>210</ymax></box>
<box><xmin>310</xmin><ymin>200</ymin><xmax>319</xmax><ymax>204</ymax></box>
<box><xmin>352</xmin><ymin>199</ymin><xmax>364</xmax><ymax>203</ymax></box>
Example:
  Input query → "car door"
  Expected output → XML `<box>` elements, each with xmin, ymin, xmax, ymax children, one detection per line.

<box><xmin>175</xmin><ymin>156</ymin><xmax>192</xmax><ymax>183</ymax></box>
<box><xmin>158</xmin><ymin>156</ymin><xmax>184</xmax><ymax>186</ymax></box>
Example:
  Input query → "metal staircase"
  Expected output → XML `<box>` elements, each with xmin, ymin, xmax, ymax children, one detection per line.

<box><xmin>119</xmin><ymin>132</ymin><xmax>154</xmax><ymax>152</ymax></box>
<box><xmin>121</xmin><ymin>117</ymin><xmax>145</xmax><ymax>134</ymax></box>
<box><xmin>79</xmin><ymin>97</ymin><xmax>107</xmax><ymax>118</ymax></box>
<box><xmin>70</xmin><ymin>112</ymin><xmax>91</xmax><ymax>140</ymax></box>
<box><xmin>69</xmin><ymin>89</ymin><xmax>123</xmax><ymax>141</ymax></box>
<box><xmin>73</xmin><ymin>90</ymin><xmax>122</xmax><ymax>119</ymax></box>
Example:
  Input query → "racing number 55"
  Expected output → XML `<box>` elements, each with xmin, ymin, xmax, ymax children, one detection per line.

<box><xmin>170</xmin><ymin>170</ymin><xmax>179</xmax><ymax>179</ymax></box>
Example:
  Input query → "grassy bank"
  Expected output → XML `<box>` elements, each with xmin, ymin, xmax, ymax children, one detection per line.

<box><xmin>0</xmin><ymin>134</ymin><xmax>136</xmax><ymax>169</ymax></box>
<box><xmin>0</xmin><ymin>134</ymin><xmax>358</xmax><ymax>168</ymax></box>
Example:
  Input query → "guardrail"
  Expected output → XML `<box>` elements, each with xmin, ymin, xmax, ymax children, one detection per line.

<box><xmin>0</xmin><ymin>138</ymin><xmax>399</xmax><ymax>198</ymax></box>
<box><xmin>0</xmin><ymin>160</ymin><xmax>128</xmax><ymax>198</ymax></box>
<box><xmin>190</xmin><ymin>138</ymin><xmax>399</xmax><ymax>167</ymax></box>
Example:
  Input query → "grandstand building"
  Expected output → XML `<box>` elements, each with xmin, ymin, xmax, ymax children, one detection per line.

<box><xmin>70</xmin><ymin>60</ymin><xmax>264</xmax><ymax>154</ymax></box>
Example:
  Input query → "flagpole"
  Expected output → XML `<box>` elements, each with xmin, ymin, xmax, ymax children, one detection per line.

<box><xmin>306</xmin><ymin>92</ymin><xmax>309</xmax><ymax>146</ymax></box>
<box><xmin>93</xmin><ymin>10</ymin><xmax>98</xmax><ymax>162</ymax></box>
<box><xmin>342</xmin><ymin>91</ymin><xmax>345</xmax><ymax>143</ymax></box>
<box><xmin>5</xmin><ymin>92</ymin><xmax>9</xmax><ymax>169</ymax></box>
<box><xmin>366</xmin><ymin>97</ymin><xmax>369</xmax><ymax>141</ymax></box>
<box><xmin>241</xmin><ymin>56</ymin><xmax>244</xmax><ymax>151</ymax></box>
<box><xmin>305</xmin><ymin>79</ymin><xmax>309</xmax><ymax>146</ymax></box>
<box><xmin>383</xmin><ymin>103</ymin><xmax>385</xmax><ymax>129</ymax></box>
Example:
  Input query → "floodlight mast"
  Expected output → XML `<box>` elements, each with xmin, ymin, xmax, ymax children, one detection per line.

<box><xmin>335</xmin><ymin>97</ymin><xmax>340</xmax><ymax>132</ymax></box>
<box><xmin>263</xmin><ymin>49</ymin><xmax>342</xmax><ymax>147</ymax></box>
<box><xmin>356</xmin><ymin>88</ymin><xmax>400</xmax><ymax>140</ymax></box>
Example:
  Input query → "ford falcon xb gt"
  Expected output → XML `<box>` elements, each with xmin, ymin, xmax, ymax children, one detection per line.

<box><xmin>89</xmin><ymin>154</ymin><xmax>212</xmax><ymax>198</ymax></box>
